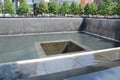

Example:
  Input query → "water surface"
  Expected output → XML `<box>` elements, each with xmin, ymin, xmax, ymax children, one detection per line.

<box><xmin>0</xmin><ymin>32</ymin><xmax>119</xmax><ymax>63</ymax></box>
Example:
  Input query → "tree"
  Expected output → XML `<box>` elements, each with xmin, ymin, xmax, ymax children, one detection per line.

<box><xmin>78</xmin><ymin>3</ymin><xmax>84</xmax><ymax>15</ymax></box>
<box><xmin>58</xmin><ymin>3</ymin><xmax>62</xmax><ymax>14</ymax></box>
<box><xmin>112</xmin><ymin>2</ymin><xmax>117</xmax><ymax>15</ymax></box>
<box><xmin>59</xmin><ymin>0</ymin><xmax>70</xmax><ymax>15</ymax></box>
<box><xmin>98</xmin><ymin>1</ymin><xmax>106</xmax><ymax>15</ymax></box>
<box><xmin>114</xmin><ymin>0</ymin><xmax>120</xmax><ymax>15</ymax></box>
<box><xmin>18</xmin><ymin>0</ymin><xmax>31</xmax><ymax>14</ymax></box>
<box><xmin>105</xmin><ymin>0</ymin><xmax>115</xmax><ymax>15</ymax></box>
<box><xmin>70</xmin><ymin>0</ymin><xmax>79</xmax><ymax>15</ymax></box>
<box><xmin>0</xmin><ymin>7</ymin><xmax>2</xmax><ymax>13</ymax></box>
<box><xmin>89</xmin><ymin>2</ymin><xmax>98</xmax><ymax>15</ymax></box>
<box><xmin>35</xmin><ymin>0</ymin><xmax>48</xmax><ymax>15</ymax></box>
<box><xmin>84</xmin><ymin>2</ymin><xmax>98</xmax><ymax>15</ymax></box>
<box><xmin>98</xmin><ymin>0</ymin><xmax>115</xmax><ymax>15</ymax></box>
<box><xmin>3</xmin><ymin>0</ymin><xmax>15</xmax><ymax>14</ymax></box>
<box><xmin>48</xmin><ymin>0</ymin><xmax>59</xmax><ymax>14</ymax></box>
<box><xmin>84</xmin><ymin>3</ymin><xmax>91</xmax><ymax>15</ymax></box>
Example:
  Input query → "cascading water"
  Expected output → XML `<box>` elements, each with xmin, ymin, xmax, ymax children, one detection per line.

<box><xmin>80</xmin><ymin>18</ymin><xmax>120</xmax><ymax>41</ymax></box>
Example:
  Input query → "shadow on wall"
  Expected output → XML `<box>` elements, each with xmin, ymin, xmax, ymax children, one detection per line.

<box><xmin>115</xmin><ymin>21</ymin><xmax>120</xmax><ymax>41</ymax></box>
<box><xmin>78</xmin><ymin>18</ymin><xmax>86</xmax><ymax>31</ymax></box>
<box><xmin>113</xmin><ymin>21</ymin><xmax>120</xmax><ymax>46</ymax></box>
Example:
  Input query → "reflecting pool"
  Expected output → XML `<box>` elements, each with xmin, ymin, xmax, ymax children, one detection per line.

<box><xmin>0</xmin><ymin>32</ymin><xmax>120</xmax><ymax>63</ymax></box>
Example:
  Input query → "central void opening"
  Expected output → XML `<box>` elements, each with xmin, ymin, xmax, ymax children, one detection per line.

<box><xmin>40</xmin><ymin>41</ymin><xmax>86</xmax><ymax>55</ymax></box>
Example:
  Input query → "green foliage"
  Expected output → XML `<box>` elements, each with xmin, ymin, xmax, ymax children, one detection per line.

<box><xmin>105</xmin><ymin>0</ymin><xmax>116</xmax><ymax>15</ymax></box>
<box><xmin>114</xmin><ymin>0</ymin><xmax>120</xmax><ymax>15</ymax></box>
<box><xmin>98</xmin><ymin>0</ymin><xmax>116</xmax><ymax>15</ymax></box>
<box><xmin>1</xmin><ymin>0</ymin><xmax>119</xmax><ymax>16</ymax></box>
<box><xmin>59</xmin><ymin>0</ymin><xmax>70</xmax><ymax>14</ymax></box>
<box><xmin>58</xmin><ymin>3</ymin><xmax>62</xmax><ymax>14</ymax></box>
<box><xmin>35</xmin><ymin>0</ymin><xmax>48</xmax><ymax>15</ymax></box>
<box><xmin>98</xmin><ymin>1</ymin><xmax>106</xmax><ymax>15</ymax></box>
<box><xmin>78</xmin><ymin>4</ymin><xmax>84</xmax><ymax>15</ymax></box>
<box><xmin>84</xmin><ymin>2</ymin><xmax>98</xmax><ymax>15</ymax></box>
<box><xmin>3</xmin><ymin>0</ymin><xmax>15</xmax><ymax>14</ymax></box>
<box><xmin>0</xmin><ymin>7</ymin><xmax>1</xmax><ymax>13</ymax></box>
<box><xmin>84</xmin><ymin>3</ymin><xmax>91</xmax><ymax>15</ymax></box>
<box><xmin>48</xmin><ymin>0</ymin><xmax>59</xmax><ymax>14</ymax></box>
<box><xmin>70</xmin><ymin>0</ymin><xmax>79</xmax><ymax>15</ymax></box>
<box><xmin>90</xmin><ymin>2</ymin><xmax>98</xmax><ymax>15</ymax></box>
<box><xmin>18</xmin><ymin>0</ymin><xmax>31</xmax><ymax>14</ymax></box>
<box><xmin>117</xmin><ymin>0</ymin><xmax>120</xmax><ymax>15</ymax></box>
<box><xmin>112</xmin><ymin>2</ymin><xmax>117</xmax><ymax>15</ymax></box>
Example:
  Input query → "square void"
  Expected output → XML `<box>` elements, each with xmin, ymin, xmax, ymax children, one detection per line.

<box><xmin>38</xmin><ymin>41</ymin><xmax>86</xmax><ymax>55</ymax></box>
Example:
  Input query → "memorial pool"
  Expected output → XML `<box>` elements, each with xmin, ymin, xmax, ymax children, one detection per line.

<box><xmin>0</xmin><ymin>32</ymin><xmax>120</xmax><ymax>63</ymax></box>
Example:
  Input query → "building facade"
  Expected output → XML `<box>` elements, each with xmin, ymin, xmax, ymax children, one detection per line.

<box><xmin>12</xmin><ymin>0</ymin><xmax>20</xmax><ymax>10</ymax></box>
<box><xmin>79</xmin><ymin>0</ymin><xmax>94</xmax><ymax>5</ymax></box>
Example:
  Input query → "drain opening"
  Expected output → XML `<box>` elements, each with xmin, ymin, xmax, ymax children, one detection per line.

<box><xmin>39</xmin><ymin>41</ymin><xmax>86</xmax><ymax>55</ymax></box>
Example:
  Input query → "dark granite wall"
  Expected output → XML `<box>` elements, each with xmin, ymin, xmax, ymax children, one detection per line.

<box><xmin>0</xmin><ymin>18</ymin><xmax>83</xmax><ymax>34</ymax></box>
<box><xmin>80</xmin><ymin>18</ymin><xmax>120</xmax><ymax>41</ymax></box>
<box><xmin>0</xmin><ymin>18</ymin><xmax>120</xmax><ymax>40</ymax></box>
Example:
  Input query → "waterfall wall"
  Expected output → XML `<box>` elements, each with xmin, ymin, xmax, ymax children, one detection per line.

<box><xmin>0</xmin><ymin>18</ymin><xmax>83</xmax><ymax>34</ymax></box>
<box><xmin>0</xmin><ymin>18</ymin><xmax>120</xmax><ymax>40</ymax></box>
<box><xmin>80</xmin><ymin>18</ymin><xmax>120</xmax><ymax>41</ymax></box>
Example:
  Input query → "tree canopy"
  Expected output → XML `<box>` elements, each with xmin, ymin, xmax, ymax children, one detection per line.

<box><xmin>59</xmin><ymin>0</ymin><xmax>70</xmax><ymax>14</ymax></box>
<box><xmin>98</xmin><ymin>0</ymin><xmax>116</xmax><ymax>15</ymax></box>
<box><xmin>78</xmin><ymin>3</ymin><xmax>84</xmax><ymax>15</ymax></box>
<box><xmin>84</xmin><ymin>2</ymin><xmax>98</xmax><ymax>15</ymax></box>
<box><xmin>90</xmin><ymin>2</ymin><xmax>98</xmax><ymax>15</ymax></box>
<box><xmin>35</xmin><ymin>0</ymin><xmax>48</xmax><ymax>15</ymax></box>
<box><xmin>70</xmin><ymin>0</ymin><xmax>79</xmax><ymax>15</ymax></box>
<box><xmin>0</xmin><ymin>0</ymin><xmax>120</xmax><ymax>16</ymax></box>
<box><xmin>18</xmin><ymin>0</ymin><xmax>31</xmax><ymax>14</ymax></box>
<box><xmin>84</xmin><ymin>3</ymin><xmax>91</xmax><ymax>15</ymax></box>
<box><xmin>114</xmin><ymin>0</ymin><xmax>120</xmax><ymax>15</ymax></box>
<box><xmin>3</xmin><ymin>0</ymin><xmax>16</xmax><ymax>14</ymax></box>
<box><xmin>48</xmin><ymin>0</ymin><xmax>59</xmax><ymax>14</ymax></box>
<box><xmin>0</xmin><ymin>7</ymin><xmax>2</xmax><ymax>13</ymax></box>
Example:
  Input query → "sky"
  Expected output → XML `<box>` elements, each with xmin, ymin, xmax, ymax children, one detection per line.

<box><xmin>27</xmin><ymin>0</ymin><xmax>49</xmax><ymax>4</ymax></box>
<box><xmin>27</xmin><ymin>0</ymin><xmax>33</xmax><ymax>4</ymax></box>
